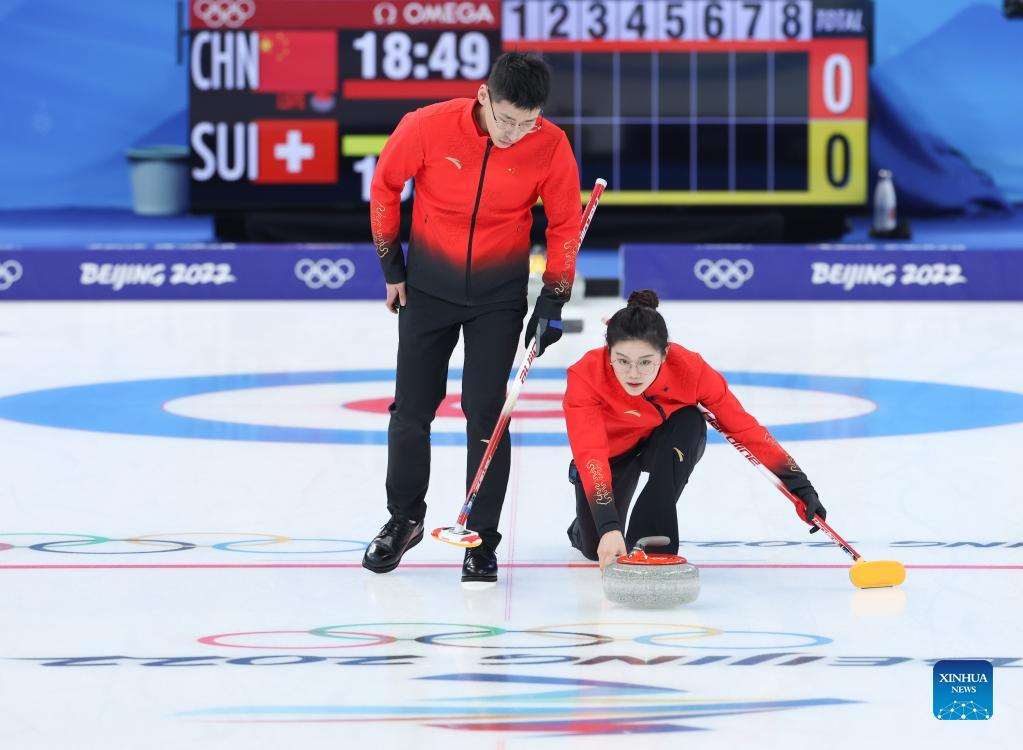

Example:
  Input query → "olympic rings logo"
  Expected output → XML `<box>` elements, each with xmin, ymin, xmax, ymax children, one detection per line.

<box><xmin>0</xmin><ymin>260</ymin><xmax>23</xmax><ymax>291</ymax></box>
<box><xmin>693</xmin><ymin>258</ymin><xmax>755</xmax><ymax>290</ymax></box>
<box><xmin>193</xmin><ymin>0</ymin><xmax>256</xmax><ymax>29</ymax></box>
<box><xmin>0</xmin><ymin>533</ymin><xmax>366</xmax><ymax>555</ymax></box>
<box><xmin>294</xmin><ymin>258</ymin><xmax>356</xmax><ymax>290</ymax></box>
<box><xmin>197</xmin><ymin>621</ymin><xmax>833</xmax><ymax>651</ymax></box>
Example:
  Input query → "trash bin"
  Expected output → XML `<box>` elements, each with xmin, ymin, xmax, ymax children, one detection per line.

<box><xmin>126</xmin><ymin>145</ymin><xmax>189</xmax><ymax>216</ymax></box>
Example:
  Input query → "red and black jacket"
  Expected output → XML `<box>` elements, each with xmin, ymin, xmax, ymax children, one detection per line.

<box><xmin>564</xmin><ymin>343</ymin><xmax>816</xmax><ymax>536</ymax></box>
<box><xmin>371</xmin><ymin>98</ymin><xmax>582</xmax><ymax>314</ymax></box>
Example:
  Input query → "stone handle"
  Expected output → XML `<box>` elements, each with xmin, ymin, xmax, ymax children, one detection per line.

<box><xmin>633</xmin><ymin>536</ymin><xmax>671</xmax><ymax>552</ymax></box>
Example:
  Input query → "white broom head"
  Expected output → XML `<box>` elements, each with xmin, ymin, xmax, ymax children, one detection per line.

<box><xmin>431</xmin><ymin>525</ymin><xmax>483</xmax><ymax>548</ymax></box>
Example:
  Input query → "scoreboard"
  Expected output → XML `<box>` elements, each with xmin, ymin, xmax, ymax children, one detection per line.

<box><xmin>188</xmin><ymin>0</ymin><xmax>871</xmax><ymax>211</ymax></box>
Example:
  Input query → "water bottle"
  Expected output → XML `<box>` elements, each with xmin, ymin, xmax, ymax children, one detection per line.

<box><xmin>873</xmin><ymin>169</ymin><xmax>897</xmax><ymax>233</ymax></box>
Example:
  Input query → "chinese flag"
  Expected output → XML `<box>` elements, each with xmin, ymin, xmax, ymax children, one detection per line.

<box><xmin>254</xmin><ymin>120</ymin><xmax>338</xmax><ymax>184</ymax></box>
<box><xmin>256</xmin><ymin>31</ymin><xmax>337</xmax><ymax>94</ymax></box>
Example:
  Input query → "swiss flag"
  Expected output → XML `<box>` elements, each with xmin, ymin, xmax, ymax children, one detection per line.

<box><xmin>256</xmin><ymin>31</ymin><xmax>337</xmax><ymax>94</ymax></box>
<box><xmin>254</xmin><ymin>120</ymin><xmax>338</xmax><ymax>184</ymax></box>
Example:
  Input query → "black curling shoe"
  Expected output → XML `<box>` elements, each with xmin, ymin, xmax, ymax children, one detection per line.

<box><xmin>567</xmin><ymin>518</ymin><xmax>598</xmax><ymax>561</ymax></box>
<box><xmin>362</xmin><ymin>514</ymin><xmax>424</xmax><ymax>574</ymax></box>
<box><xmin>461</xmin><ymin>546</ymin><xmax>498</xmax><ymax>583</ymax></box>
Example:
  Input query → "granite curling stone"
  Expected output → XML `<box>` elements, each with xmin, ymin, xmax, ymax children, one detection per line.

<box><xmin>602</xmin><ymin>536</ymin><xmax>700</xmax><ymax>608</ymax></box>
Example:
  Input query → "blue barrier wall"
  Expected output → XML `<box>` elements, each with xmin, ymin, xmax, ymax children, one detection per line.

<box><xmin>622</xmin><ymin>244</ymin><xmax>1023</xmax><ymax>300</ymax></box>
<box><xmin>1</xmin><ymin>0</ymin><xmax>1020</xmax><ymax>208</ymax></box>
<box><xmin>5</xmin><ymin>242</ymin><xmax>1020</xmax><ymax>301</ymax></box>
<box><xmin>0</xmin><ymin>244</ymin><xmax>382</xmax><ymax>299</ymax></box>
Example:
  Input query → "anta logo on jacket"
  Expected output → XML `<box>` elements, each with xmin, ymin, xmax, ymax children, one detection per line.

<box><xmin>371</xmin><ymin>98</ymin><xmax>581</xmax><ymax>307</ymax></box>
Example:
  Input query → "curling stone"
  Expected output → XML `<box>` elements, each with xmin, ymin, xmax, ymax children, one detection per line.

<box><xmin>602</xmin><ymin>536</ymin><xmax>699</xmax><ymax>609</ymax></box>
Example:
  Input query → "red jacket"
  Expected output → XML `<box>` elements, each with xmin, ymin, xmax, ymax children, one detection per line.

<box><xmin>371</xmin><ymin>98</ymin><xmax>582</xmax><ymax>312</ymax></box>
<box><xmin>563</xmin><ymin>343</ymin><xmax>814</xmax><ymax>535</ymax></box>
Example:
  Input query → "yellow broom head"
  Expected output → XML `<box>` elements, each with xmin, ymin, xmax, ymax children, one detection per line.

<box><xmin>849</xmin><ymin>559</ymin><xmax>906</xmax><ymax>589</ymax></box>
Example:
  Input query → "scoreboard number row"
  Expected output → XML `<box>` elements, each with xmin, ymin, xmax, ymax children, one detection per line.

<box><xmin>504</xmin><ymin>0</ymin><xmax>813</xmax><ymax>42</ymax></box>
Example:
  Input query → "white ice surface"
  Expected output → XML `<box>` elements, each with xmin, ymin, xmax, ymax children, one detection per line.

<box><xmin>0</xmin><ymin>298</ymin><xmax>1020</xmax><ymax>748</ymax></box>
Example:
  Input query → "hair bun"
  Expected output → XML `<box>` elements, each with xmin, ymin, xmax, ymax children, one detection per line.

<box><xmin>626</xmin><ymin>289</ymin><xmax>660</xmax><ymax>310</ymax></box>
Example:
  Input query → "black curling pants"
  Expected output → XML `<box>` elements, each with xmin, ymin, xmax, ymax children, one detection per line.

<box><xmin>385</xmin><ymin>286</ymin><xmax>526</xmax><ymax>552</ymax></box>
<box><xmin>569</xmin><ymin>405</ymin><xmax>707</xmax><ymax>558</ymax></box>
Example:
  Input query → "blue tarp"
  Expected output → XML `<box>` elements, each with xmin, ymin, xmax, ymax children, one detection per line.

<box><xmin>868</xmin><ymin>80</ymin><xmax>1010</xmax><ymax>215</ymax></box>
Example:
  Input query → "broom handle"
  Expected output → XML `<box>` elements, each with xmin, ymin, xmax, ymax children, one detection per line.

<box><xmin>455</xmin><ymin>178</ymin><xmax>608</xmax><ymax>527</ymax></box>
<box><xmin>696</xmin><ymin>403</ymin><xmax>861</xmax><ymax>563</ymax></box>
<box><xmin>455</xmin><ymin>342</ymin><xmax>537</xmax><ymax>526</ymax></box>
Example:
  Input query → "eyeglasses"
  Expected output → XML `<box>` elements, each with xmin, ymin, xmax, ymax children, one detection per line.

<box><xmin>487</xmin><ymin>88</ymin><xmax>542</xmax><ymax>135</ymax></box>
<box><xmin>610</xmin><ymin>356</ymin><xmax>661</xmax><ymax>375</ymax></box>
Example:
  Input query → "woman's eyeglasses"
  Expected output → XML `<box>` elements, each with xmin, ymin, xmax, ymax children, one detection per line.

<box><xmin>610</xmin><ymin>357</ymin><xmax>661</xmax><ymax>375</ymax></box>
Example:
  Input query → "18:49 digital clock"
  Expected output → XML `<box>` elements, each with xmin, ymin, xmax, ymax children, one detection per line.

<box><xmin>350</xmin><ymin>30</ymin><xmax>491</xmax><ymax>80</ymax></box>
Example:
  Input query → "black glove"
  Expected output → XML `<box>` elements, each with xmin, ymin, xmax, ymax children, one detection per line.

<box><xmin>524</xmin><ymin>312</ymin><xmax>562</xmax><ymax>357</ymax></box>
<box><xmin>794</xmin><ymin>488</ymin><xmax>826</xmax><ymax>533</ymax></box>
